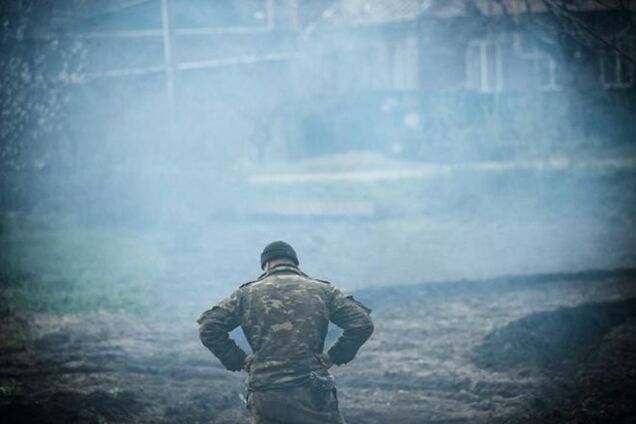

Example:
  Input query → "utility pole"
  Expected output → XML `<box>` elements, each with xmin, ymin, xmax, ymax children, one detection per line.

<box><xmin>265</xmin><ymin>0</ymin><xmax>274</xmax><ymax>29</ymax></box>
<box><xmin>160</xmin><ymin>0</ymin><xmax>176</xmax><ymax>135</ymax></box>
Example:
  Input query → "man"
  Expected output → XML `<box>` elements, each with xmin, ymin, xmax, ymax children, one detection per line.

<box><xmin>198</xmin><ymin>241</ymin><xmax>374</xmax><ymax>423</ymax></box>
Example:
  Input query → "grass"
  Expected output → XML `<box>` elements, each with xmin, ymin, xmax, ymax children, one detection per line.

<box><xmin>0</xmin><ymin>219</ymin><xmax>165</xmax><ymax>315</ymax></box>
<box><xmin>0</xmin><ymin>380</ymin><xmax>18</xmax><ymax>397</ymax></box>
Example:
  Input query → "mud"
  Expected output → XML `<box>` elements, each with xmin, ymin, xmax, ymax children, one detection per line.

<box><xmin>1</xmin><ymin>270</ymin><xmax>635</xmax><ymax>423</ymax></box>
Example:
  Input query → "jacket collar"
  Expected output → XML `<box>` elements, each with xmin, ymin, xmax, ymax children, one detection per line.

<box><xmin>257</xmin><ymin>264</ymin><xmax>305</xmax><ymax>279</ymax></box>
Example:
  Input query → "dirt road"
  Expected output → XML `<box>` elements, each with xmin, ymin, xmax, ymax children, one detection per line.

<box><xmin>1</xmin><ymin>270</ymin><xmax>635</xmax><ymax>423</ymax></box>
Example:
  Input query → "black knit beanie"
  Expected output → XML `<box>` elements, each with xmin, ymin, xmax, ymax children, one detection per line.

<box><xmin>260</xmin><ymin>241</ymin><xmax>299</xmax><ymax>269</ymax></box>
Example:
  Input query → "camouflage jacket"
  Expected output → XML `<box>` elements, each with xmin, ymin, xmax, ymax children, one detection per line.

<box><xmin>197</xmin><ymin>264</ymin><xmax>374</xmax><ymax>391</ymax></box>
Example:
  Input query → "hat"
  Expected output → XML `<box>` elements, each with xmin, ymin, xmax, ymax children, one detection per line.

<box><xmin>260</xmin><ymin>241</ymin><xmax>299</xmax><ymax>270</ymax></box>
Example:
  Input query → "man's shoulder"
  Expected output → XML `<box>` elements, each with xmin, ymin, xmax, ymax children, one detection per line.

<box><xmin>238</xmin><ymin>269</ymin><xmax>334</xmax><ymax>289</ymax></box>
<box><xmin>238</xmin><ymin>272</ymin><xmax>267</xmax><ymax>289</ymax></box>
<box><xmin>311</xmin><ymin>278</ymin><xmax>332</xmax><ymax>285</ymax></box>
<box><xmin>238</xmin><ymin>270</ymin><xmax>293</xmax><ymax>289</ymax></box>
<box><xmin>296</xmin><ymin>274</ymin><xmax>336</xmax><ymax>291</ymax></box>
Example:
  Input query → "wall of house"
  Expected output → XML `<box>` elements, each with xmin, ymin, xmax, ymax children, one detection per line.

<box><xmin>281</xmin><ymin>9</ymin><xmax>635</xmax><ymax>161</ymax></box>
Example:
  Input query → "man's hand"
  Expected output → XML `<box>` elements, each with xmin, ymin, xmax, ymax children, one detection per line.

<box><xmin>316</xmin><ymin>352</ymin><xmax>334</xmax><ymax>369</ymax></box>
<box><xmin>243</xmin><ymin>354</ymin><xmax>255</xmax><ymax>371</ymax></box>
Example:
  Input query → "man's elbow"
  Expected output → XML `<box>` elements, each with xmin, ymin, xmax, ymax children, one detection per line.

<box><xmin>198</xmin><ymin>323</ymin><xmax>217</xmax><ymax>349</ymax></box>
<box><xmin>362</xmin><ymin>320</ymin><xmax>374</xmax><ymax>341</ymax></box>
<box><xmin>356</xmin><ymin>318</ymin><xmax>374</xmax><ymax>343</ymax></box>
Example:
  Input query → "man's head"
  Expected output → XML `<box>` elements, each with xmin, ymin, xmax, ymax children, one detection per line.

<box><xmin>260</xmin><ymin>241</ymin><xmax>299</xmax><ymax>270</ymax></box>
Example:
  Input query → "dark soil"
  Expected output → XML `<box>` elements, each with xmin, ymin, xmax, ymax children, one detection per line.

<box><xmin>1</xmin><ymin>269</ymin><xmax>635</xmax><ymax>423</ymax></box>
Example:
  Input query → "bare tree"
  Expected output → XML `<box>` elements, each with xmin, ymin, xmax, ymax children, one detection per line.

<box><xmin>541</xmin><ymin>0</ymin><xmax>636</xmax><ymax>65</ymax></box>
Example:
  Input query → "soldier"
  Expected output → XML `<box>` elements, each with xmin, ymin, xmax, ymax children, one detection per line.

<box><xmin>198</xmin><ymin>241</ymin><xmax>374</xmax><ymax>423</ymax></box>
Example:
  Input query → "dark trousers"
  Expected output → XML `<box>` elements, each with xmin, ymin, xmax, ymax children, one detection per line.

<box><xmin>248</xmin><ymin>385</ymin><xmax>346</xmax><ymax>424</ymax></box>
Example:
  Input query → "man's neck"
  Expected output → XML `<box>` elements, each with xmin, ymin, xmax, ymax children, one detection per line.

<box><xmin>257</xmin><ymin>262</ymin><xmax>303</xmax><ymax>280</ymax></box>
<box><xmin>268</xmin><ymin>261</ymin><xmax>296</xmax><ymax>271</ymax></box>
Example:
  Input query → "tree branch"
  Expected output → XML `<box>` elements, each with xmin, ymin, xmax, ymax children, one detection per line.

<box><xmin>542</xmin><ymin>0</ymin><xmax>636</xmax><ymax>65</ymax></box>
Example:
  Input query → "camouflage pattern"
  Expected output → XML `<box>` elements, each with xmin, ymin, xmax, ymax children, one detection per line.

<box><xmin>197</xmin><ymin>264</ymin><xmax>373</xmax><ymax>422</ymax></box>
<box><xmin>248</xmin><ymin>384</ymin><xmax>344</xmax><ymax>423</ymax></box>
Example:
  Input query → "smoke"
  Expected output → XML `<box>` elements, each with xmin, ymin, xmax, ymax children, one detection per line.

<box><xmin>0</xmin><ymin>0</ymin><xmax>635</xmax><ymax>318</ymax></box>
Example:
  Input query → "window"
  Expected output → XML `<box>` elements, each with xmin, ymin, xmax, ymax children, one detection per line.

<box><xmin>466</xmin><ymin>40</ymin><xmax>502</xmax><ymax>92</ymax></box>
<box><xmin>534</xmin><ymin>56</ymin><xmax>561</xmax><ymax>91</ymax></box>
<box><xmin>343</xmin><ymin>45</ymin><xmax>390</xmax><ymax>90</ymax></box>
<box><xmin>514</xmin><ymin>32</ymin><xmax>561</xmax><ymax>91</ymax></box>
<box><xmin>392</xmin><ymin>35</ymin><xmax>418</xmax><ymax>90</ymax></box>
<box><xmin>513</xmin><ymin>32</ymin><xmax>537</xmax><ymax>58</ymax></box>
<box><xmin>600</xmin><ymin>49</ymin><xmax>634</xmax><ymax>88</ymax></box>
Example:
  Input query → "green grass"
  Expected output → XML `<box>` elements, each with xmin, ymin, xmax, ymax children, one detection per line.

<box><xmin>0</xmin><ymin>380</ymin><xmax>19</xmax><ymax>397</ymax></box>
<box><xmin>0</xmin><ymin>222</ymin><xmax>165</xmax><ymax>314</ymax></box>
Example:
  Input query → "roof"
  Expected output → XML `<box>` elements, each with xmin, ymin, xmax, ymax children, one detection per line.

<box><xmin>318</xmin><ymin>0</ymin><xmax>422</xmax><ymax>26</ymax></box>
<box><xmin>308</xmin><ymin>0</ymin><xmax>636</xmax><ymax>30</ymax></box>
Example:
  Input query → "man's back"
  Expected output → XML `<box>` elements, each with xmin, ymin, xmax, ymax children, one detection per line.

<box><xmin>241</xmin><ymin>268</ymin><xmax>332</xmax><ymax>359</ymax></box>
<box><xmin>199</xmin><ymin>264</ymin><xmax>373</xmax><ymax>391</ymax></box>
<box><xmin>198</xmin><ymin>242</ymin><xmax>373</xmax><ymax>423</ymax></box>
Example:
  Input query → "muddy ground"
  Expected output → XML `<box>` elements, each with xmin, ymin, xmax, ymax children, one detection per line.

<box><xmin>1</xmin><ymin>269</ymin><xmax>635</xmax><ymax>423</ymax></box>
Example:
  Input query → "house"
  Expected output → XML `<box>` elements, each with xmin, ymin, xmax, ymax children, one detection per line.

<box><xmin>300</xmin><ymin>0</ymin><xmax>635</xmax><ymax>93</ymax></box>
<box><xmin>274</xmin><ymin>0</ymin><xmax>636</xmax><ymax>160</ymax></box>
<box><xmin>6</xmin><ymin>0</ymin><xmax>632</xmax><ymax>162</ymax></box>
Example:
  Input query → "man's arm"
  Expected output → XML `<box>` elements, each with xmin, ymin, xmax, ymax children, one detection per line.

<box><xmin>197</xmin><ymin>290</ymin><xmax>247</xmax><ymax>371</ymax></box>
<box><xmin>327</xmin><ymin>287</ymin><xmax>374</xmax><ymax>366</ymax></box>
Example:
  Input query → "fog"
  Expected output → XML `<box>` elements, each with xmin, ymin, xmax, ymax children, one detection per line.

<box><xmin>1</xmin><ymin>1</ymin><xmax>636</xmax><ymax>422</ymax></box>
<box><xmin>3</xmin><ymin>1</ymin><xmax>634</xmax><ymax>319</ymax></box>
<box><xmin>2</xmin><ymin>0</ymin><xmax>636</xmax><ymax>340</ymax></box>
